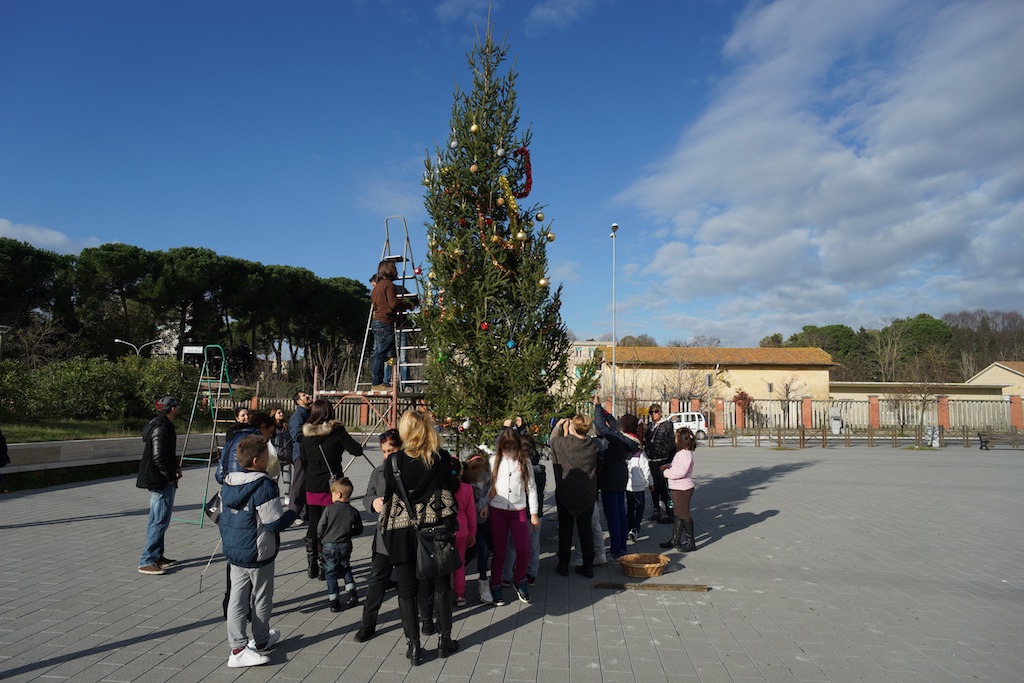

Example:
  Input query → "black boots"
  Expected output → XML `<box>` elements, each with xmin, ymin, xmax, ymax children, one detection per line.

<box><xmin>353</xmin><ymin>623</ymin><xmax>375</xmax><ymax>642</ymax></box>
<box><xmin>435</xmin><ymin>590</ymin><xmax>459</xmax><ymax>658</ymax></box>
<box><xmin>660</xmin><ymin>518</ymin><xmax>697</xmax><ymax>551</ymax></box>
<box><xmin>399</xmin><ymin>597</ymin><xmax>422</xmax><ymax>666</ymax></box>
<box><xmin>347</xmin><ymin>588</ymin><xmax>360</xmax><ymax>608</ymax></box>
<box><xmin>660</xmin><ymin>518</ymin><xmax>684</xmax><ymax>549</ymax></box>
<box><xmin>304</xmin><ymin>538</ymin><xmax>318</xmax><ymax>579</ymax></box>
<box><xmin>681</xmin><ymin>519</ymin><xmax>697</xmax><ymax>551</ymax></box>
<box><xmin>418</xmin><ymin>592</ymin><xmax>436</xmax><ymax>636</ymax></box>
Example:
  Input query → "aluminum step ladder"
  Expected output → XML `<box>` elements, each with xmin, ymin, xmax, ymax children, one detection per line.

<box><xmin>175</xmin><ymin>344</ymin><xmax>235</xmax><ymax>528</ymax></box>
<box><xmin>354</xmin><ymin>216</ymin><xmax>428</xmax><ymax>395</ymax></box>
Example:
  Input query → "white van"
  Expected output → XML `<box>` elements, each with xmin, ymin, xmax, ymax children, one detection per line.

<box><xmin>664</xmin><ymin>412</ymin><xmax>708</xmax><ymax>439</ymax></box>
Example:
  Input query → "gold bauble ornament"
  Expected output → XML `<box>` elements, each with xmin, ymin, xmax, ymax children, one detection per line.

<box><xmin>453</xmin><ymin>248</ymin><xmax>463</xmax><ymax>256</ymax></box>
<box><xmin>470</xmin><ymin>164</ymin><xmax>479</xmax><ymax>173</ymax></box>
<box><xmin>496</xmin><ymin>197</ymin><xmax>505</xmax><ymax>206</ymax></box>
<box><xmin>428</xmin><ymin>271</ymin><xmax>436</xmax><ymax>279</ymax></box>
<box><xmin>538</xmin><ymin>277</ymin><xmax>550</xmax><ymax>288</ymax></box>
<box><xmin>490</xmin><ymin>234</ymin><xmax>501</xmax><ymax>244</ymax></box>
<box><xmin>536</xmin><ymin>212</ymin><xmax>545</xmax><ymax>221</ymax></box>
<box><xmin>516</xmin><ymin>230</ymin><xmax>528</xmax><ymax>242</ymax></box>
<box><xmin>546</xmin><ymin>232</ymin><xmax>556</xmax><ymax>242</ymax></box>
<box><xmin>470</xmin><ymin>123</ymin><xmax>480</xmax><ymax>133</ymax></box>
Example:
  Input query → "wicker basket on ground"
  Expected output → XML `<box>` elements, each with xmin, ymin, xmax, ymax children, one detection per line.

<box><xmin>617</xmin><ymin>553</ymin><xmax>670</xmax><ymax>578</ymax></box>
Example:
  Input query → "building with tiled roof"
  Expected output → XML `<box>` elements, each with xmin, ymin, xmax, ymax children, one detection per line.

<box><xmin>966</xmin><ymin>361</ymin><xmax>1024</xmax><ymax>397</ymax></box>
<box><xmin>589</xmin><ymin>344</ymin><xmax>834</xmax><ymax>402</ymax></box>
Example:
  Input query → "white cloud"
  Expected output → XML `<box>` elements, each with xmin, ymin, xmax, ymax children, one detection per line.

<box><xmin>617</xmin><ymin>0</ymin><xmax>1024</xmax><ymax>345</ymax></box>
<box><xmin>355</xmin><ymin>171</ymin><xmax>426</xmax><ymax>222</ymax></box>
<box><xmin>435</xmin><ymin>0</ymin><xmax>497</xmax><ymax>24</ymax></box>
<box><xmin>549</xmin><ymin>258</ymin><xmax>582</xmax><ymax>283</ymax></box>
<box><xmin>0</xmin><ymin>218</ymin><xmax>101</xmax><ymax>254</ymax></box>
<box><xmin>524</xmin><ymin>0</ymin><xmax>603</xmax><ymax>34</ymax></box>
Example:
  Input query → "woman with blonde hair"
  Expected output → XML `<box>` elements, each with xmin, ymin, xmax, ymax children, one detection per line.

<box><xmin>380</xmin><ymin>410</ymin><xmax>459</xmax><ymax>665</ymax></box>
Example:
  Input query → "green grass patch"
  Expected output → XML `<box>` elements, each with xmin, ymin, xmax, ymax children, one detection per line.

<box><xmin>3</xmin><ymin>417</ymin><xmax>214</xmax><ymax>443</ymax></box>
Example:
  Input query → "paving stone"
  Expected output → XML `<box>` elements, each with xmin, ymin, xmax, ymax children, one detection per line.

<box><xmin>2</xmin><ymin>444</ymin><xmax>1023</xmax><ymax>682</ymax></box>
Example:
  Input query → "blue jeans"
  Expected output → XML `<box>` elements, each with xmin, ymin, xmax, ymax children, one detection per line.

<box><xmin>468</xmin><ymin>519</ymin><xmax>491</xmax><ymax>580</ymax></box>
<box><xmin>323</xmin><ymin>542</ymin><xmax>354</xmax><ymax>597</ymax></box>
<box><xmin>384</xmin><ymin>327</ymin><xmax>409</xmax><ymax>386</ymax></box>
<box><xmin>370</xmin><ymin>320</ymin><xmax>395</xmax><ymax>386</ymax></box>
<box><xmin>140</xmin><ymin>483</ymin><xmax>176</xmax><ymax>566</ymax></box>
<box><xmin>602</xmin><ymin>491</ymin><xmax>628</xmax><ymax>558</ymax></box>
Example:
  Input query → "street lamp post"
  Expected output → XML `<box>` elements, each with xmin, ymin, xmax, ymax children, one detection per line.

<box><xmin>610</xmin><ymin>222</ymin><xmax>618</xmax><ymax>417</ymax></box>
<box><xmin>115</xmin><ymin>337</ymin><xmax>162</xmax><ymax>356</ymax></box>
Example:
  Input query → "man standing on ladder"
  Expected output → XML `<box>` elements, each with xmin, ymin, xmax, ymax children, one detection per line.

<box><xmin>369</xmin><ymin>260</ymin><xmax>412</xmax><ymax>392</ymax></box>
<box><xmin>287</xmin><ymin>391</ymin><xmax>313</xmax><ymax>525</ymax></box>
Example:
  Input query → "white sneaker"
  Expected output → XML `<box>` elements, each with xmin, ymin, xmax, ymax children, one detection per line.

<box><xmin>247</xmin><ymin>628</ymin><xmax>280</xmax><ymax>652</ymax></box>
<box><xmin>478</xmin><ymin>579</ymin><xmax>493</xmax><ymax>604</ymax></box>
<box><xmin>228</xmin><ymin>647</ymin><xmax>270</xmax><ymax>668</ymax></box>
<box><xmin>593</xmin><ymin>554</ymin><xmax>608</xmax><ymax>566</ymax></box>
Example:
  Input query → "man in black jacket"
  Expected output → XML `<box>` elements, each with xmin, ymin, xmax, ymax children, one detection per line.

<box><xmin>137</xmin><ymin>396</ymin><xmax>182</xmax><ymax>575</ymax></box>
<box><xmin>645</xmin><ymin>404</ymin><xmax>676</xmax><ymax>523</ymax></box>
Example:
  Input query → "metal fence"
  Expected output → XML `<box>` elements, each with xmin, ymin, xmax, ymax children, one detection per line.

<box><xmin>226</xmin><ymin>394</ymin><xmax>1017</xmax><ymax>436</ymax></box>
<box><xmin>589</xmin><ymin>395</ymin><xmax>1015</xmax><ymax>433</ymax></box>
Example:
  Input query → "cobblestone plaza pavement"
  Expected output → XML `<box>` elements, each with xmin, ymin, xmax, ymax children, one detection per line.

<box><xmin>2</xmin><ymin>443</ymin><xmax>1023</xmax><ymax>682</ymax></box>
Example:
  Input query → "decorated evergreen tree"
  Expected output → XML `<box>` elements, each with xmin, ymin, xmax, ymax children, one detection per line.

<box><xmin>420</xmin><ymin>26</ymin><xmax>571</xmax><ymax>444</ymax></box>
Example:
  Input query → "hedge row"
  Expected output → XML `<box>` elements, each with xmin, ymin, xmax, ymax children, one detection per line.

<box><xmin>0</xmin><ymin>357</ymin><xmax>198</xmax><ymax>420</ymax></box>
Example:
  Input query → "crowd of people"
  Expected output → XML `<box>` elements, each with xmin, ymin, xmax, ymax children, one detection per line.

<box><xmin>134</xmin><ymin>394</ymin><xmax>700</xmax><ymax>669</ymax></box>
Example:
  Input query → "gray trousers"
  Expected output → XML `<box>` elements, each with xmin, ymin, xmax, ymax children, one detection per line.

<box><xmin>227</xmin><ymin>563</ymin><xmax>275</xmax><ymax>650</ymax></box>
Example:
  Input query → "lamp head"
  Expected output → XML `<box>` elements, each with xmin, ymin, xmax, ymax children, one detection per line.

<box><xmin>611</xmin><ymin>223</ymin><xmax>619</xmax><ymax>233</ymax></box>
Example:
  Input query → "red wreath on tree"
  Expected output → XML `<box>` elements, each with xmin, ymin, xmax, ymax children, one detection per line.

<box><xmin>512</xmin><ymin>147</ymin><xmax>532</xmax><ymax>198</ymax></box>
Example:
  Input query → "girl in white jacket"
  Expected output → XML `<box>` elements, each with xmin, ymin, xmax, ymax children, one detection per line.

<box><xmin>625</xmin><ymin>445</ymin><xmax>653</xmax><ymax>541</ymax></box>
<box><xmin>488</xmin><ymin>429</ymin><xmax>539</xmax><ymax>605</ymax></box>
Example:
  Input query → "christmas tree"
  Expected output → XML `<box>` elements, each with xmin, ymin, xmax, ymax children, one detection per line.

<box><xmin>420</xmin><ymin>25</ymin><xmax>571</xmax><ymax>444</ymax></box>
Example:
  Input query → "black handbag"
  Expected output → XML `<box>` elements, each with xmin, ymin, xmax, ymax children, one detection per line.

<box><xmin>391</xmin><ymin>457</ymin><xmax>461</xmax><ymax>580</ymax></box>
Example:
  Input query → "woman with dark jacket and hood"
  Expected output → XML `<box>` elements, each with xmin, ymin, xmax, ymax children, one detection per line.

<box><xmin>593</xmin><ymin>403</ymin><xmax>640</xmax><ymax>560</ymax></box>
<box><xmin>300</xmin><ymin>399</ymin><xmax>364</xmax><ymax>581</ymax></box>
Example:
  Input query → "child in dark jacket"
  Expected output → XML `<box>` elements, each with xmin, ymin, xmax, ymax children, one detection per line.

<box><xmin>219</xmin><ymin>435</ymin><xmax>297</xmax><ymax>669</ymax></box>
<box><xmin>318</xmin><ymin>477</ymin><xmax>363</xmax><ymax>612</ymax></box>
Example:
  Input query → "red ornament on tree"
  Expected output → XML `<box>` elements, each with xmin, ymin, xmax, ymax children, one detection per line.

<box><xmin>414</xmin><ymin>266</ymin><xmax>422</xmax><ymax>275</ymax></box>
<box><xmin>459</xmin><ymin>217</ymin><xmax>468</xmax><ymax>226</ymax></box>
<box><xmin>484</xmin><ymin>217</ymin><xmax>493</xmax><ymax>226</ymax></box>
<box><xmin>480</xmin><ymin>322</ymin><xmax>490</xmax><ymax>331</ymax></box>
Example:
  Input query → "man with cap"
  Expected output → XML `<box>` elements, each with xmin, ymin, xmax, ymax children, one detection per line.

<box><xmin>137</xmin><ymin>396</ymin><xmax>182</xmax><ymax>575</ymax></box>
<box><xmin>645</xmin><ymin>404</ymin><xmax>676</xmax><ymax>523</ymax></box>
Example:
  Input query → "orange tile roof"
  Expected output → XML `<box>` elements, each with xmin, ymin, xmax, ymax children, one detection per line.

<box><xmin>597</xmin><ymin>347</ymin><xmax>834</xmax><ymax>367</ymax></box>
<box><xmin>996</xmin><ymin>361</ymin><xmax>1024</xmax><ymax>375</ymax></box>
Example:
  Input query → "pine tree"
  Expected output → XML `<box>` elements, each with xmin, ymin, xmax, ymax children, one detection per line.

<box><xmin>420</xmin><ymin>26</ymin><xmax>570</xmax><ymax>444</ymax></box>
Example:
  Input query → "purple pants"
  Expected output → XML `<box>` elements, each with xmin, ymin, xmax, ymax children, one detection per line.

<box><xmin>488</xmin><ymin>506</ymin><xmax>530</xmax><ymax>587</ymax></box>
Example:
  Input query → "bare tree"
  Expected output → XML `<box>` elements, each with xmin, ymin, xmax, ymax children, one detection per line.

<box><xmin>776</xmin><ymin>375</ymin><xmax>807</xmax><ymax>428</ymax></box>
<box><xmin>7</xmin><ymin>313</ymin><xmax>81</xmax><ymax>369</ymax></box>
<box><xmin>864</xmin><ymin>320</ymin><xmax>906</xmax><ymax>382</ymax></box>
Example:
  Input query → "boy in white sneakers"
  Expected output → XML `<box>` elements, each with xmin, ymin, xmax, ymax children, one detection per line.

<box><xmin>219</xmin><ymin>435</ymin><xmax>297</xmax><ymax>668</ymax></box>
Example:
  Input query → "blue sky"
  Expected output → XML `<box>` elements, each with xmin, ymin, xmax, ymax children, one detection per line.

<box><xmin>2</xmin><ymin>0</ymin><xmax>1023</xmax><ymax>347</ymax></box>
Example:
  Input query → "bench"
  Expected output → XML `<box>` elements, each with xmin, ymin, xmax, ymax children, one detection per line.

<box><xmin>977</xmin><ymin>432</ymin><xmax>1023</xmax><ymax>450</ymax></box>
